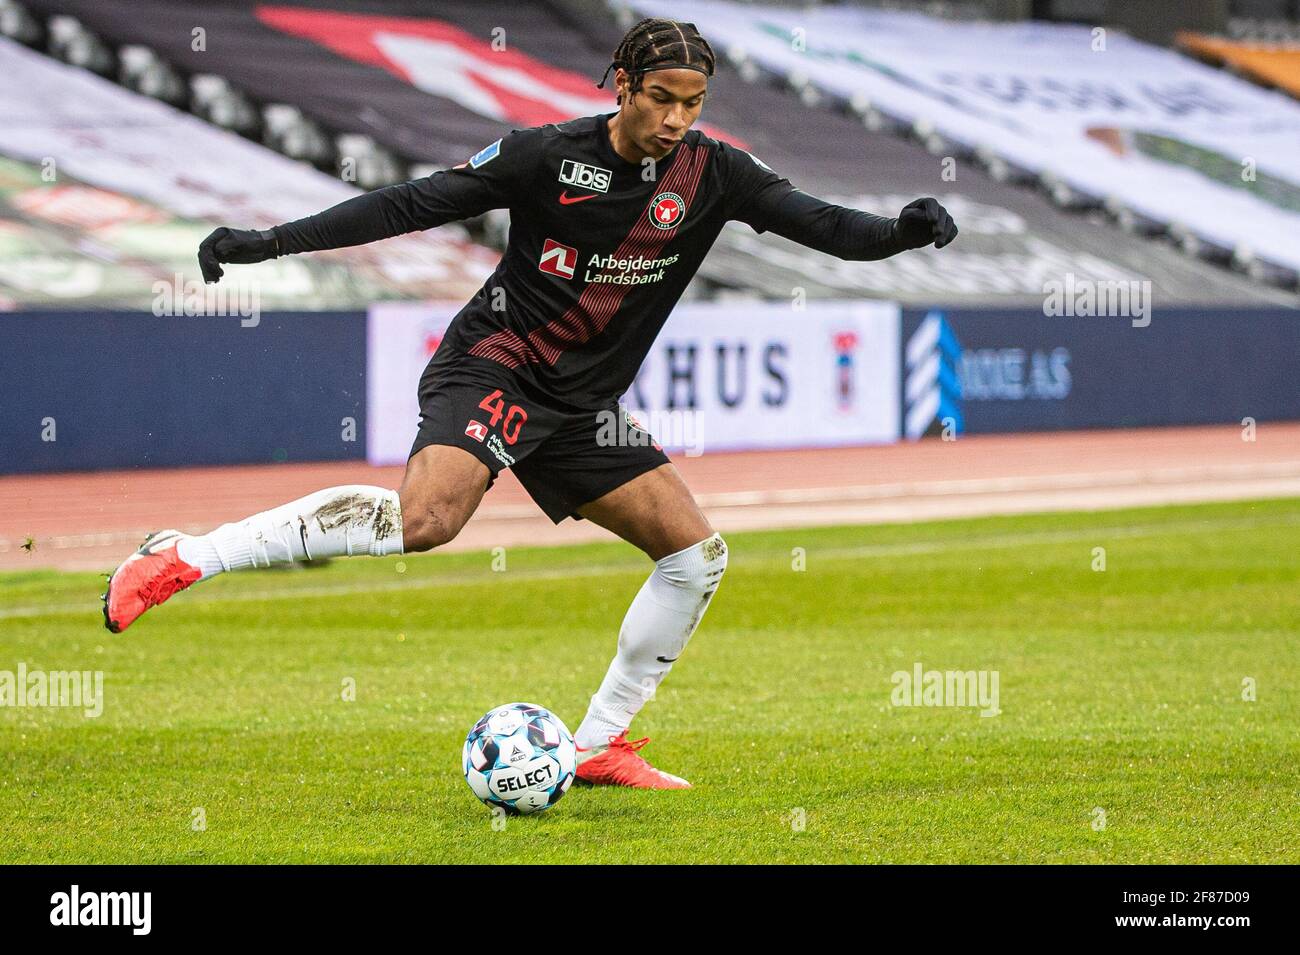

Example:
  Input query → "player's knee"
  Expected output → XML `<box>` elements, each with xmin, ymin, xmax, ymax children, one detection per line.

<box><xmin>399</xmin><ymin>492</ymin><xmax>466</xmax><ymax>553</ymax></box>
<box><xmin>657</xmin><ymin>532</ymin><xmax>728</xmax><ymax>592</ymax></box>
<box><xmin>402</xmin><ymin>511</ymin><xmax>459</xmax><ymax>552</ymax></box>
<box><xmin>703</xmin><ymin>533</ymin><xmax>728</xmax><ymax>592</ymax></box>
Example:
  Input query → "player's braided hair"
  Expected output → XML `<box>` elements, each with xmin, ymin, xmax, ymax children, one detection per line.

<box><xmin>596</xmin><ymin>17</ymin><xmax>716</xmax><ymax>105</ymax></box>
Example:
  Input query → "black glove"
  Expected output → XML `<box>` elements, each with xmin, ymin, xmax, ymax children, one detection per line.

<box><xmin>894</xmin><ymin>197</ymin><xmax>958</xmax><ymax>250</ymax></box>
<box><xmin>198</xmin><ymin>227</ymin><xmax>280</xmax><ymax>283</ymax></box>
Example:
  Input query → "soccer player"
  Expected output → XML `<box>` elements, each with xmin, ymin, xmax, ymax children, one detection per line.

<box><xmin>103</xmin><ymin>17</ymin><xmax>957</xmax><ymax>788</ymax></box>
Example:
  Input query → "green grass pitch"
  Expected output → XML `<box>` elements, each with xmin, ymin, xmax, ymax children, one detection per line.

<box><xmin>1</xmin><ymin>497</ymin><xmax>1297</xmax><ymax>864</ymax></box>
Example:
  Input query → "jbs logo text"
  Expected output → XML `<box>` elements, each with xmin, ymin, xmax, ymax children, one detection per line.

<box><xmin>559</xmin><ymin>159</ymin><xmax>611</xmax><ymax>194</ymax></box>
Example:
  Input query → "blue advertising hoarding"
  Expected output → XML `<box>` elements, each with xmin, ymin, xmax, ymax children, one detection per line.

<box><xmin>901</xmin><ymin>308</ymin><xmax>1300</xmax><ymax>438</ymax></box>
<box><xmin>2</xmin><ymin>306</ymin><xmax>1296</xmax><ymax>475</ymax></box>
<box><xmin>0</xmin><ymin>311</ymin><xmax>367</xmax><ymax>474</ymax></box>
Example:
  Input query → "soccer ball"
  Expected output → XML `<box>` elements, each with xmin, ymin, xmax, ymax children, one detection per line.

<box><xmin>462</xmin><ymin>702</ymin><xmax>577</xmax><ymax>815</ymax></box>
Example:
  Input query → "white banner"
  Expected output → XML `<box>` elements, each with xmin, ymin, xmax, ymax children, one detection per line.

<box><xmin>366</xmin><ymin>301</ymin><xmax>467</xmax><ymax>465</ymax></box>
<box><xmin>634</xmin><ymin>0</ymin><xmax>1300</xmax><ymax>273</ymax></box>
<box><xmin>619</xmin><ymin>299</ymin><xmax>900</xmax><ymax>454</ymax></box>
<box><xmin>366</xmin><ymin>299</ymin><xmax>900</xmax><ymax>465</ymax></box>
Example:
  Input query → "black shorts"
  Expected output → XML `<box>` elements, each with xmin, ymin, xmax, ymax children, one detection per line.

<box><xmin>408</xmin><ymin>355</ymin><xmax>670</xmax><ymax>524</ymax></box>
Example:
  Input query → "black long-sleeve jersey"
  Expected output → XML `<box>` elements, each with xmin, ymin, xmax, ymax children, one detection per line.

<box><xmin>275</xmin><ymin>112</ymin><xmax>907</xmax><ymax>411</ymax></box>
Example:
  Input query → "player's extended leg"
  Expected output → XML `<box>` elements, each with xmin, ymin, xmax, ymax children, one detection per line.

<box><xmin>102</xmin><ymin>445</ymin><xmax>489</xmax><ymax>632</ymax></box>
<box><xmin>570</xmin><ymin>463</ymin><xmax>728</xmax><ymax>789</ymax></box>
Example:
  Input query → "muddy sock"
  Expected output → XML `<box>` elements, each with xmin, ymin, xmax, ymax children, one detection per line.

<box><xmin>176</xmin><ymin>485</ymin><xmax>403</xmax><ymax>580</ymax></box>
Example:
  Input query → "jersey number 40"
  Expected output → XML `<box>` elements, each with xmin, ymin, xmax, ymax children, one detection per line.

<box><xmin>479</xmin><ymin>389</ymin><xmax>528</xmax><ymax>445</ymax></box>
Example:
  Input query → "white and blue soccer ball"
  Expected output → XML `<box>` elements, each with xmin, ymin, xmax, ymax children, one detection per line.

<box><xmin>462</xmin><ymin>703</ymin><xmax>577</xmax><ymax>815</ymax></box>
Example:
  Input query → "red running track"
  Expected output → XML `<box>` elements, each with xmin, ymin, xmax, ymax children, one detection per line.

<box><xmin>2</xmin><ymin>423</ymin><xmax>1297</xmax><ymax>571</ymax></box>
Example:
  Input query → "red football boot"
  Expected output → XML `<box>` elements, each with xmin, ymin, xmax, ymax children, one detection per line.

<box><xmin>574</xmin><ymin>732</ymin><xmax>691</xmax><ymax>789</ymax></box>
<box><xmin>102</xmin><ymin>530</ymin><xmax>201</xmax><ymax>633</ymax></box>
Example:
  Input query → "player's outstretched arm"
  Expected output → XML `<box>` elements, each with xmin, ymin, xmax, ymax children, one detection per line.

<box><xmin>276</xmin><ymin>175</ymin><xmax>486</xmax><ymax>254</ymax></box>
<box><xmin>721</xmin><ymin>143</ymin><xmax>957</xmax><ymax>261</ymax></box>
<box><xmin>198</xmin><ymin>129</ymin><xmax>538</xmax><ymax>283</ymax></box>
<box><xmin>197</xmin><ymin>177</ymin><xmax>475</xmax><ymax>283</ymax></box>
<box><xmin>747</xmin><ymin>189</ymin><xmax>958</xmax><ymax>262</ymax></box>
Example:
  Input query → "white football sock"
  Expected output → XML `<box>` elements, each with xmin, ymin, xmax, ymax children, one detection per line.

<box><xmin>575</xmin><ymin>533</ymin><xmax>728</xmax><ymax>750</ymax></box>
<box><xmin>176</xmin><ymin>485</ymin><xmax>403</xmax><ymax>581</ymax></box>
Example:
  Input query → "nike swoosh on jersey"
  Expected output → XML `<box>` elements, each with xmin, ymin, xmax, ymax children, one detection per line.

<box><xmin>558</xmin><ymin>191</ymin><xmax>598</xmax><ymax>205</ymax></box>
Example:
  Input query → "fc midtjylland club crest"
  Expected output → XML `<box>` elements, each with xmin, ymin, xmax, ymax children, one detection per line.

<box><xmin>649</xmin><ymin>192</ymin><xmax>685</xmax><ymax>230</ymax></box>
